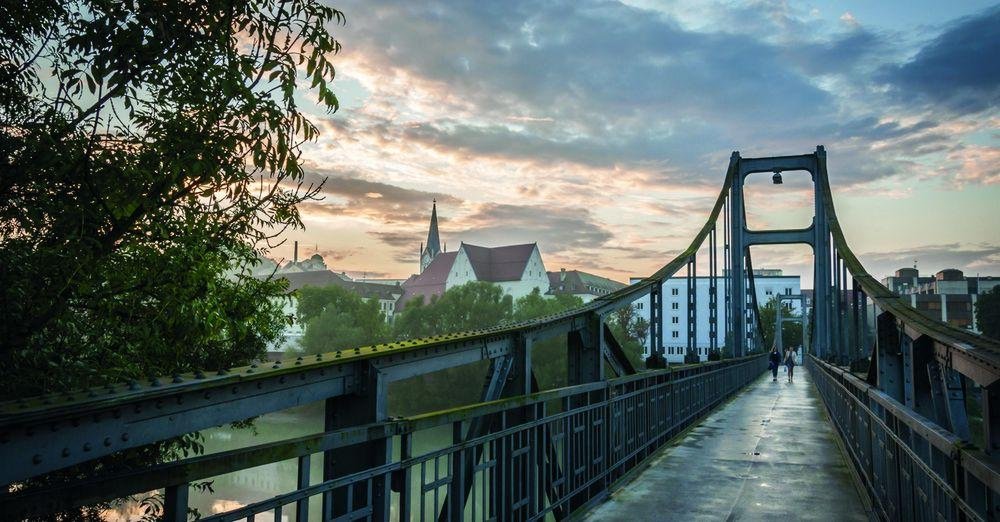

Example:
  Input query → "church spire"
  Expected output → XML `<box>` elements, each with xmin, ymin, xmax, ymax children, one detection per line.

<box><xmin>426</xmin><ymin>199</ymin><xmax>441</xmax><ymax>256</ymax></box>
<box><xmin>420</xmin><ymin>199</ymin><xmax>442</xmax><ymax>273</ymax></box>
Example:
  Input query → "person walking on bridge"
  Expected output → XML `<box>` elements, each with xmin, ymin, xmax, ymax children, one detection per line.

<box><xmin>784</xmin><ymin>348</ymin><xmax>796</xmax><ymax>383</ymax></box>
<box><xmin>769</xmin><ymin>346</ymin><xmax>781</xmax><ymax>382</ymax></box>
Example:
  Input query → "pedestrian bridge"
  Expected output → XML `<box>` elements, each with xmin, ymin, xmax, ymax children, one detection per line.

<box><xmin>584</xmin><ymin>365</ymin><xmax>868</xmax><ymax>521</ymax></box>
<box><xmin>3</xmin><ymin>148</ymin><xmax>1000</xmax><ymax>521</ymax></box>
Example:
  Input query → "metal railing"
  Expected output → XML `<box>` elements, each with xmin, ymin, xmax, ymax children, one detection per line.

<box><xmin>4</xmin><ymin>356</ymin><xmax>767</xmax><ymax>520</ymax></box>
<box><xmin>809</xmin><ymin>356</ymin><xmax>1000</xmax><ymax>521</ymax></box>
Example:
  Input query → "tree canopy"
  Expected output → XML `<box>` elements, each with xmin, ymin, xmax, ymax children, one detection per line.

<box><xmin>0</xmin><ymin>0</ymin><xmax>344</xmax><ymax>400</ymax></box>
<box><xmin>608</xmin><ymin>303</ymin><xmax>650</xmax><ymax>369</ymax></box>
<box><xmin>298</xmin><ymin>285</ymin><xmax>389</xmax><ymax>353</ymax></box>
<box><xmin>392</xmin><ymin>281</ymin><xmax>515</xmax><ymax>339</ymax></box>
<box><xmin>758</xmin><ymin>296</ymin><xmax>804</xmax><ymax>351</ymax></box>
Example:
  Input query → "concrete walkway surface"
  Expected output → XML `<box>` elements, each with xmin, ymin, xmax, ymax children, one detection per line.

<box><xmin>584</xmin><ymin>366</ymin><xmax>870</xmax><ymax>521</ymax></box>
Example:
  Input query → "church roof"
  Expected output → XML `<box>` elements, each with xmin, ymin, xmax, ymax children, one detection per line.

<box><xmin>399</xmin><ymin>251</ymin><xmax>457</xmax><ymax>308</ymax></box>
<box><xmin>463</xmin><ymin>243</ymin><xmax>537</xmax><ymax>282</ymax></box>
<box><xmin>548</xmin><ymin>269</ymin><xmax>625</xmax><ymax>295</ymax></box>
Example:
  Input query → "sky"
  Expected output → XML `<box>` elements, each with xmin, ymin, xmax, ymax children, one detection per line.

<box><xmin>275</xmin><ymin>0</ymin><xmax>1000</xmax><ymax>287</ymax></box>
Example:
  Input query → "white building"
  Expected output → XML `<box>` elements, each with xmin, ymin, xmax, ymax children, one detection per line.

<box><xmin>401</xmin><ymin>202</ymin><xmax>550</xmax><ymax>307</ymax></box>
<box><xmin>629</xmin><ymin>270</ymin><xmax>801</xmax><ymax>363</ymax></box>
<box><xmin>401</xmin><ymin>242</ymin><xmax>549</xmax><ymax>307</ymax></box>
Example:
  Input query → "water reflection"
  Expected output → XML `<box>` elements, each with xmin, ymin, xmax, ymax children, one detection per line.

<box><xmin>106</xmin><ymin>403</ymin><xmax>452</xmax><ymax>521</ymax></box>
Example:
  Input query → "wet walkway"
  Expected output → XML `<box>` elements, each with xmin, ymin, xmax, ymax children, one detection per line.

<box><xmin>584</xmin><ymin>365</ymin><xmax>870</xmax><ymax>521</ymax></box>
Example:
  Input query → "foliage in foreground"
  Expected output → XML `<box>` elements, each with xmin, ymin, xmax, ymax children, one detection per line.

<box><xmin>0</xmin><ymin>0</ymin><xmax>344</xmax><ymax>517</ymax></box>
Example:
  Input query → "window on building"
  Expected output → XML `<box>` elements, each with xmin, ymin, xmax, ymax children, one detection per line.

<box><xmin>671</xmin><ymin>288</ymin><xmax>679</xmax><ymax>296</ymax></box>
<box><xmin>672</xmin><ymin>331</ymin><xmax>679</xmax><ymax>338</ymax></box>
<box><xmin>785</xmin><ymin>288</ymin><xmax>792</xmax><ymax>295</ymax></box>
<box><xmin>766</xmin><ymin>290</ymin><xmax>772</xmax><ymax>295</ymax></box>
<box><xmin>637</xmin><ymin>302</ymin><xmax>644</xmax><ymax>310</ymax></box>
<box><xmin>671</xmin><ymin>302</ymin><xmax>679</xmax><ymax>310</ymax></box>
<box><xmin>672</xmin><ymin>317</ymin><xmax>679</xmax><ymax>324</ymax></box>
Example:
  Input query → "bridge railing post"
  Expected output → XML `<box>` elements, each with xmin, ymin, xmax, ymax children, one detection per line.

<box><xmin>163</xmin><ymin>483</ymin><xmax>188</xmax><ymax>522</ymax></box>
<box><xmin>322</xmin><ymin>362</ymin><xmax>389</xmax><ymax>520</ymax></box>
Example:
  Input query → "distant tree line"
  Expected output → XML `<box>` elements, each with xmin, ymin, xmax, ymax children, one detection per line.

<box><xmin>295</xmin><ymin>281</ymin><xmax>649</xmax><ymax>415</ymax></box>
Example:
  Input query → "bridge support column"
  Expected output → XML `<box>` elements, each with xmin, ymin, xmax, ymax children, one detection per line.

<box><xmin>728</xmin><ymin>152</ymin><xmax>747</xmax><ymax>358</ymax></box>
<box><xmin>709</xmin><ymin>226</ymin><xmax>719</xmax><ymax>355</ymax></box>
<box><xmin>927</xmin><ymin>360</ymin><xmax>971</xmax><ymax>440</ymax></box>
<box><xmin>685</xmin><ymin>257</ymin><xmax>699</xmax><ymax>364</ymax></box>
<box><xmin>813</xmin><ymin>146</ymin><xmax>832</xmax><ymax>361</ymax></box>
<box><xmin>568</xmin><ymin>313</ymin><xmax>604</xmax><ymax>385</ymax></box>
<box><xmin>323</xmin><ymin>363</ymin><xmax>389</xmax><ymax>520</ymax></box>
<box><xmin>491</xmin><ymin>335</ymin><xmax>533</xmax><ymax>520</ymax></box>
<box><xmin>566</xmin><ymin>313</ymin><xmax>605</xmax><ymax>513</ymax></box>
<box><xmin>982</xmin><ymin>383</ymin><xmax>1000</xmax><ymax>454</ymax></box>
<box><xmin>875</xmin><ymin>312</ymin><xmax>904</xmax><ymax>402</ymax></box>
<box><xmin>903</xmin><ymin>335</ymin><xmax>936</xmax><ymax>420</ymax></box>
<box><xmin>647</xmin><ymin>282</ymin><xmax>666</xmax><ymax>368</ymax></box>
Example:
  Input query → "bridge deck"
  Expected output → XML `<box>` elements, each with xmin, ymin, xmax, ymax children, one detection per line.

<box><xmin>584</xmin><ymin>365</ymin><xmax>870</xmax><ymax>521</ymax></box>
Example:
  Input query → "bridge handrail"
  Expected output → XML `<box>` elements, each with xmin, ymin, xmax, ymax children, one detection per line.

<box><xmin>809</xmin><ymin>355</ymin><xmax>1000</xmax><ymax>520</ymax></box>
<box><xmin>817</xmin><ymin>157</ymin><xmax>1000</xmax><ymax>384</ymax></box>
<box><xmin>1</xmin><ymin>355</ymin><xmax>766</xmax><ymax>519</ymax></box>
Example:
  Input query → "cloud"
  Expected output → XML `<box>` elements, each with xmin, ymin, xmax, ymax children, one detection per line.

<box><xmin>283</xmin><ymin>1</ymin><xmax>1000</xmax><ymax>283</ymax></box>
<box><xmin>949</xmin><ymin>145</ymin><xmax>1000</xmax><ymax>185</ymax></box>
<box><xmin>449</xmin><ymin>203</ymin><xmax>614</xmax><ymax>254</ymax></box>
<box><xmin>858</xmin><ymin>243</ymin><xmax>1000</xmax><ymax>279</ymax></box>
<box><xmin>879</xmin><ymin>6</ymin><xmax>1000</xmax><ymax>115</ymax></box>
<box><xmin>301</xmin><ymin>169</ymin><xmax>463</xmax><ymax>224</ymax></box>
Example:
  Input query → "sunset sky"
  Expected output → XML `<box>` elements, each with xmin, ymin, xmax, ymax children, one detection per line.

<box><xmin>276</xmin><ymin>0</ymin><xmax>999</xmax><ymax>287</ymax></box>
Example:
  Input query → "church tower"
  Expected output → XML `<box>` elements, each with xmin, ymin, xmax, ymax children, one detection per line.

<box><xmin>420</xmin><ymin>200</ymin><xmax>441</xmax><ymax>273</ymax></box>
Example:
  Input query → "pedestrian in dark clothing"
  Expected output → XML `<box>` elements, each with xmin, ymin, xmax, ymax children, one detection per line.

<box><xmin>769</xmin><ymin>347</ymin><xmax>781</xmax><ymax>381</ymax></box>
<box><xmin>784</xmin><ymin>349</ymin><xmax>796</xmax><ymax>383</ymax></box>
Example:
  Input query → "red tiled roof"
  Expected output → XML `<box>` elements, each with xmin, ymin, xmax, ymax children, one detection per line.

<box><xmin>398</xmin><ymin>252</ymin><xmax>458</xmax><ymax>309</ymax></box>
<box><xmin>463</xmin><ymin>243</ymin><xmax>536</xmax><ymax>282</ymax></box>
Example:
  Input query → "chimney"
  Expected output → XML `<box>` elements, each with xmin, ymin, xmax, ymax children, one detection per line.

<box><xmin>294</xmin><ymin>241</ymin><xmax>299</xmax><ymax>263</ymax></box>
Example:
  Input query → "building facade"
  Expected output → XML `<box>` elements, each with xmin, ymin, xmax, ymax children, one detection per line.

<box><xmin>401</xmin><ymin>202</ymin><xmax>551</xmax><ymax>308</ymax></box>
<box><xmin>881</xmin><ymin>267</ymin><xmax>999</xmax><ymax>332</ymax></box>
<box><xmin>548</xmin><ymin>269</ymin><xmax>626</xmax><ymax>303</ymax></box>
<box><xmin>630</xmin><ymin>270</ymin><xmax>802</xmax><ymax>363</ymax></box>
<box><xmin>401</xmin><ymin>242</ymin><xmax>549</xmax><ymax>307</ymax></box>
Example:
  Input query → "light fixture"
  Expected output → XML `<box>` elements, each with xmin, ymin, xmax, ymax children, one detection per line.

<box><xmin>772</xmin><ymin>170</ymin><xmax>783</xmax><ymax>185</ymax></box>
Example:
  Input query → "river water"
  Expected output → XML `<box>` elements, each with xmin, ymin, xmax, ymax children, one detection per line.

<box><xmin>104</xmin><ymin>403</ymin><xmax>453</xmax><ymax>521</ymax></box>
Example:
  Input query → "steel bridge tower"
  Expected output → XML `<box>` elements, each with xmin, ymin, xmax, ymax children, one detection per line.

<box><xmin>727</xmin><ymin>146</ymin><xmax>832</xmax><ymax>359</ymax></box>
